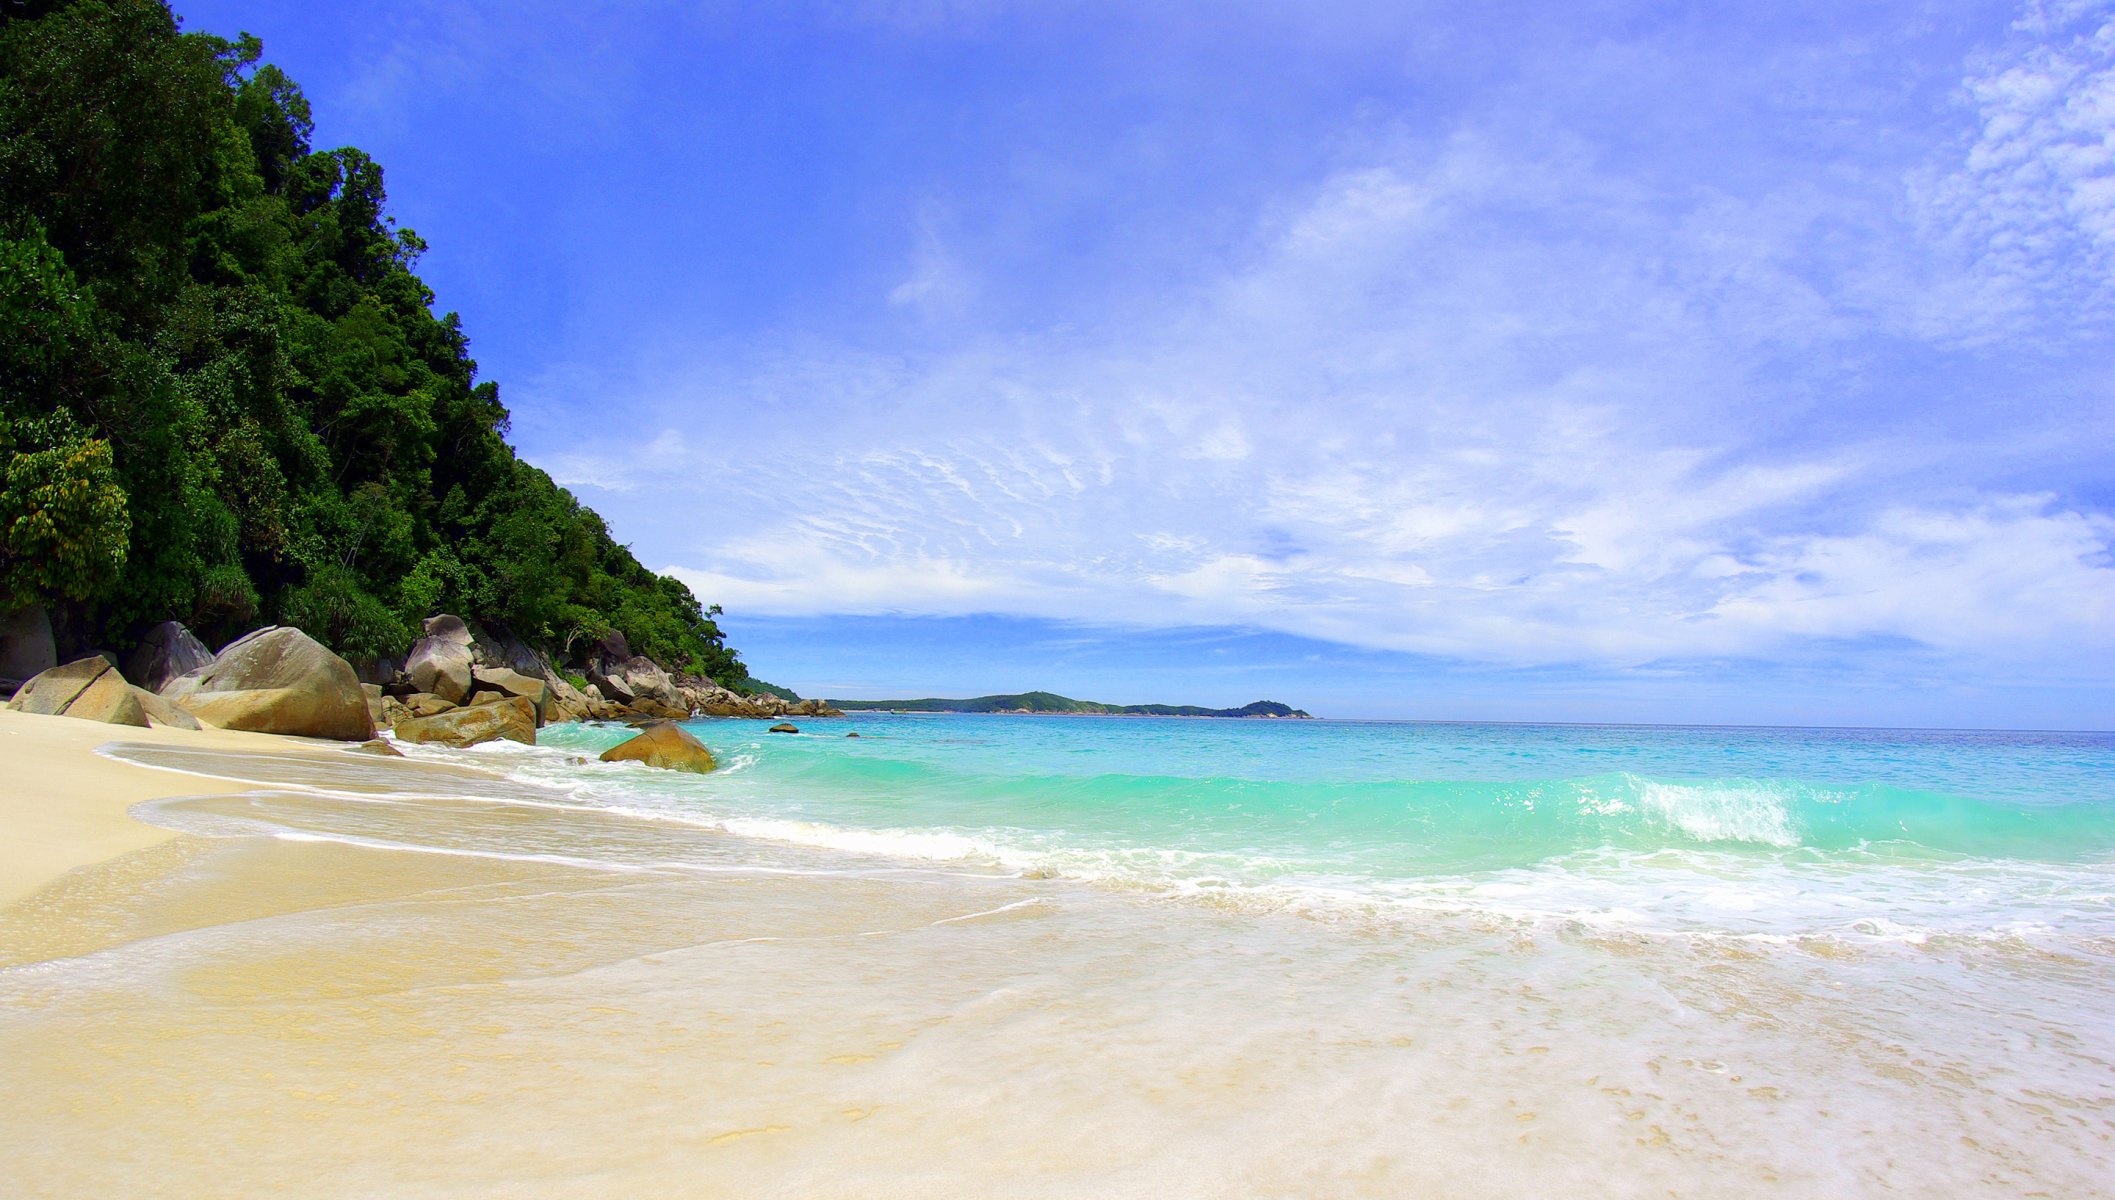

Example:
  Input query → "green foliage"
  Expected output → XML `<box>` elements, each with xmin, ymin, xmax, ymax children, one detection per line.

<box><xmin>0</xmin><ymin>412</ymin><xmax>130</xmax><ymax>610</ymax></box>
<box><xmin>0</xmin><ymin>0</ymin><xmax>753</xmax><ymax>683</ymax></box>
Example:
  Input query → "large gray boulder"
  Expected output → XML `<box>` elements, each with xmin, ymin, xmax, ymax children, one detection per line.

<box><xmin>406</xmin><ymin>614</ymin><xmax>474</xmax><ymax>703</ymax></box>
<box><xmin>0</xmin><ymin>604</ymin><xmax>56</xmax><ymax>695</ymax></box>
<box><xmin>163</xmin><ymin>627</ymin><xmax>376</xmax><ymax>741</ymax></box>
<box><xmin>126</xmin><ymin>621</ymin><xmax>214</xmax><ymax>694</ymax></box>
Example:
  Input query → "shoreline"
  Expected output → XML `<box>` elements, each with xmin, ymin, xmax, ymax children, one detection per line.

<box><xmin>3</xmin><ymin>711</ymin><xmax>2109</xmax><ymax>1196</ymax></box>
<box><xmin>0</xmin><ymin>709</ymin><xmax>336</xmax><ymax>908</ymax></box>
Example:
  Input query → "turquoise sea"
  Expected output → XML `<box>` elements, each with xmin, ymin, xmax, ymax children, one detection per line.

<box><xmin>523</xmin><ymin>714</ymin><xmax>2115</xmax><ymax>943</ymax></box>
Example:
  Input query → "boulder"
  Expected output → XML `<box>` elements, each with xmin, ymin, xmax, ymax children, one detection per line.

<box><xmin>578</xmin><ymin>683</ymin><xmax>626</xmax><ymax>722</ymax></box>
<box><xmin>405</xmin><ymin>621</ymin><xmax>473</xmax><ymax>704</ymax></box>
<box><xmin>351</xmin><ymin>654</ymin><xmax>404</xmax><ymax>687</ymax></box>
<box><xmin>393</xmin><ymin>695</ymin><xmax>536</xmax><ymax>748</ymax></box>
<box><xmin>402</xmin><ymin>692</ymin><xmax>457</xmax><ymax>718</ymax></box>
<box><xmin>4</xmin><ymin>657</ymin><xmax>177</xmax><ymax>728</ymax></box>
<box><xmin>125</xmin><ymin>621</ymin><xmax>215</xmax><ymax>694</ymax></box>
<box><xmin>133</xmin><ymin>686</ymin><xmax>202</xmax><ymax>730</ymax></box>
<box><xmin>769</xmin><ymin>722</ymin><xmax>799</xmax><ymax>734</ymax></box>
<box><xmin>545</xmin><ymin>674</ymin><xmax>590</xmax><ymax>723</ymax></box>
<box><xmin>588</xmin><ymin>651</ymin><xmax>684</xmax><ymax>713</ymax></box>
<box><xmin>471</xmin><ymin>665</ymin><xmax>547</xmax><ymax>724</ymax></box>
<box><xmin>586</xmin><ymin>661</ymin><xmax>637</xmax><ymax>705</ymax></box>
<box><xmin>599</xmin><ymin>721</ymin><xmax>716</xmax><ymax>774</ymax></box>
<box><xmin>162</xmin><ymin>626</ymin><xmax>375</xmax><ymax>741</ymax></box>
<box><xmin>0</xmin><ymin>605</ymin><xmax>57</xmax><ymax>694</ymax></box>
<box><xmin>422</xmin><ymin>613</ymin><xmax>473</xmax><ymax>644</ymax></box>
<box><xmin>351</xmin><ymin>739</ymin><xmax>404</xmax><ymax>757</ymax></box>
<box><xmin>845</xmin><ymin>731</ymin><xmax>861</xmax><ymax>738</ymax></box>
<box><xmin>64</xmin><ymin>668</ymin><xmax>150</xmax><ymax>726</ymax></box>
<box><xmin>465</xmin><ymin>620</ymin><xmax>552</xmax><ymax>679</ymax></box>
<box><xmin>362</xmin><ymin>682</ymin><xmax>386</xmax><ymax>727</ymax></box>
<box><xmin>6</xmin><ymin>656</ymin><xmax>115</xmax><ymax>716</ymax></box>
<box><xmin>379</xmin><ymin>694</ymin><xmax>410</xmax><ymax>726</ymax></box>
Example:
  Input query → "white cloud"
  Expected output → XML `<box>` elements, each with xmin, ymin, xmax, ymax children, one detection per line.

<box><xmin>1918</xmin><ymin>0</ymin><xmax>2115</xmax><ymax>335</ymax></box>
<box><xmin>518</xmin><ymin>1</ymin><xmax>2115</xmax><ymax>685</ymax></box>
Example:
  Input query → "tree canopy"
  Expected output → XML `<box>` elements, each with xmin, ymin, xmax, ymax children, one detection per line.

<box><xmin>0</xmin><ymin>0</ymin><xmax>765</xmax><ymax>688</ymax></box>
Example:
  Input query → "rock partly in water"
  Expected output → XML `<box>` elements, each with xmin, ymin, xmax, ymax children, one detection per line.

<box><xmin>6</xmin><ymin>656</ymin><xmax>150</xmax><ymax>727</ymax></box>
<box><xmin>599</xmin><ymin>721</ymin><xmax>716</xmax><ymax>774</ymax></box>
<box><xmin>162</xmin><ymin>627</ymin><xmax>375</xmax><ymax>741</ymax></box>
<box><xmin>393</xmin><ymin>695</ymin><xmax>536</xmax><ymax>748</ymax></box>
<box><xmin>845</xmin><ymin>731</ymin><xmax>861</xmax><ymax>738</ymax></box>
<box><xmin>351</xmin><ymin>739</ymin><xmax>405</xmax><ymax>757</ymax></box>
<box><xmin>768</xmin><ymin>722</ymin><xmax>799</xmax><ymax>734</ymax></box>
<box><xmin>125</xmin><ymin>621</ymin><xmax>216</xmax><ymax>694</ymax></box>
<box><xmin>0</xmin><ymin>604</ymin><xmax>56</xmax><ymax>696</ymax></box>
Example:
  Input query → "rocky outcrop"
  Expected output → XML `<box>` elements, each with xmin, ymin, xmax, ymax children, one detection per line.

<box><xmin>393</xmin><ymin>695</ymin><xmax>536</xmax><ymax>748</ymax></box>
<box><xmin>599</xmin><ymin>721</ymin><xmax>716</xmax><ymax>774</ymax></box>
<box><xmin>124</xmin><ymin>621</ymin><xmax>215</xmax><ymax>694</ymax></box>
<box><xmin>1</xmin><ymin>605</ymin><xmax>57</xmax><ymax>696</ymax></box>
<box><xmin>590</xmin><ymin>656</ymin><xmax>684</xmax><ymax>714</ymax></box>
<box><xmin>405</xmin><ymin>614</ymin><xmax>474</xmax><ymax>703</ymax></box>
<box><xmin>669</xmin><ymin>676</ymin><xmax>842</xmax><ymax>720</ymax></box>
<box><xmin>162</xmin><ymin>627</ymin><xmax>375</xmax><ymax>741</ymax></box>
<box><xmin>376</xmin><ymin>613</ymin><xmax>817</xmax><ymax>728</ymax></box>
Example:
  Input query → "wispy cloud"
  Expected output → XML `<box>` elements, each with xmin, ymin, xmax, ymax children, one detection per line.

<box><xmin>467</xmin><ymin>0</ymin><xmax>2115</xmax><ymax>690</ymax></box>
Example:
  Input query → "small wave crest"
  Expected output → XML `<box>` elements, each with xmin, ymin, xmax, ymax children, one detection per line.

<box><xmin>1622</xmin><ymin>776</ymin><xmax>1806</xmax><ymax>848</ymax></box>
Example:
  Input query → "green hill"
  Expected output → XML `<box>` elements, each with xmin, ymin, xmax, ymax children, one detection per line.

<box><xmin>0</xmin><ymin>1</ymin><xmax>767</xmax><ymax>689</ymax></box>
<box><xmin>829</xmin><ymin>692</ymin><xmax>1313</xmax><ymax>718</ymax></box>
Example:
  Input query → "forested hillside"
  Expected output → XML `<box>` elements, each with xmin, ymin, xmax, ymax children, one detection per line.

<box><xmin>0</xmin><ymin>0</ymin><xmax>764</xmax><ymax>687</ymax></box>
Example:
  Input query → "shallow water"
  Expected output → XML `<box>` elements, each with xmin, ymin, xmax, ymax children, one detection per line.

<box><xmin>2</xmin><ymin>716</ymin><xmax>2111</xmax><ymax>1196</ymax></box>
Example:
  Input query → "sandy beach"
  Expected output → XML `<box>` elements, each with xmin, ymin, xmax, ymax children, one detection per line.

<box><xmin>4</xmin><ymin>710</ymin><xmax>2111</xmax><ymax>1198</ymax></box>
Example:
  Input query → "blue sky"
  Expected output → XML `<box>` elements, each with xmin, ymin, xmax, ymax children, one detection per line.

<box><xmin>178</xmin><ymin>1</ymin><xmax>2115</xmax><ymax>727</ymax></box>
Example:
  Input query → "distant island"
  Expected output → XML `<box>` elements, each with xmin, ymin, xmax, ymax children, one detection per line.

<box><xmin>828</xmin><ymin>691</ymin><xmax>1313</xmax><ymax>718</ymax></box>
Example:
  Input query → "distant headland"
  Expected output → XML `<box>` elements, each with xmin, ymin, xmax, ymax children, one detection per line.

<box><xmin>828</xmin><ymin>691</ymin><xmax>1313</xmax><ymax>718</ymax></box>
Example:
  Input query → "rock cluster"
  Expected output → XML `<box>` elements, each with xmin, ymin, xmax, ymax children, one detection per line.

<box><xmin>2</xmin><ymin>609</ymin><xmax>835</xmax><ymax>760</ymax></box>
